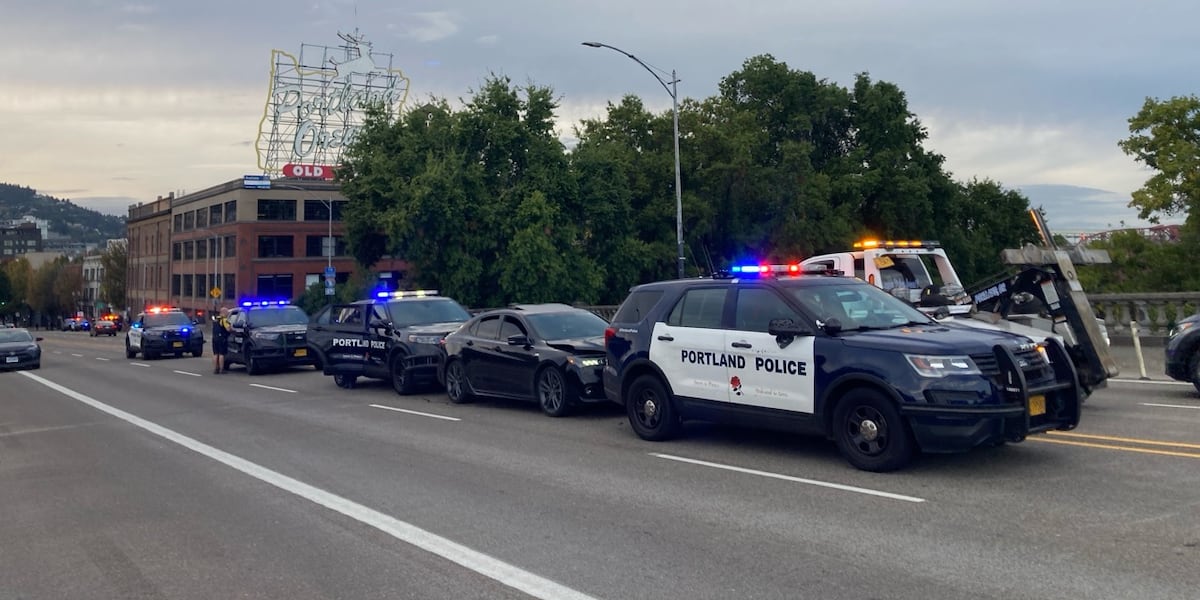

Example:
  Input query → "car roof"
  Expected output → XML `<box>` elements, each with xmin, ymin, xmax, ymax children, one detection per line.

<box><xmin>504</xmin><ymin>303</ymin><xmax>579</xmax><ymax>314</ymax></box>
<box><xmin>632</xmin><ymin>274</ymin><xmax>855</xmax><ymax>292</ymax></box>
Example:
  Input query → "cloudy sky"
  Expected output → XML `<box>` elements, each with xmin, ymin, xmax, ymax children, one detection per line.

<box><xmin>2</xmin><ymin>0</ymin><xmax>1195</xmax><ymax>234</ymax></box>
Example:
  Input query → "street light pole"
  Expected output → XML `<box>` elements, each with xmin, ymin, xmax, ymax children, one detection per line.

<box><xmin>583</xmin><ymin>41</ymin><xmax>685</xmax><ymax>279</ymax></box>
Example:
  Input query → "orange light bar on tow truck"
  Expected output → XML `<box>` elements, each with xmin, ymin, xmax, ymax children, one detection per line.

<box><xmin>853</xmin><ymin>240</ymin><xmax>941</xmax><ymax>249</ymax></box>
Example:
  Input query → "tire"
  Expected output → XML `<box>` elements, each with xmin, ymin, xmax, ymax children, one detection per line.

<box><xmin>391</xmin><ymin>352</ymin><xmax>414</xmax><ymax>395</ymax></box>
<box><xmin>334</xmin><ymin>374</ymin><xmax>357</xmax><ymax>389</ymax></box>
<box><xmin>444</xmin><ymin>359</ymin><xmax>473</xmax><ymax>404</ymax></box>
<box><xmin>125</xmin><ymin>339</ymin><xmax>137</xmax><ymax>359</ymax></box>
<box><xmin>831</xmin><ymin>387</ymin><xmax>915</xmax><ymax>472</ymax></box>
<box><xmin>247</xmin><ymin>354</ymin><xmax>261</xmax><ymax>376</ymax></box>
<box><xmin>193</xmin><ymin>346</ymin><xmax>204</xmax><ymax>358</ymax></box>
<box><xmin>309</xmin><ymin>349</ymin><xmax>322</xmax><ymax>371</ymax></box>
<box><xmin>626</xmin><ymin>374</ymin><xmax>680</xmax><ymax>441</ymax></box>
<box><xmin>174</xmin><ymin>352</ymin><xmax>184</xmax><ymax>358</ymax></box>
<box><xmin>1188</xmin><ymin>350</ymin><xmax>1200</xmax><ymax>395</ymax></box>
<box><xmin>537</xmin><ymin>366</ymin><xmax>573</xmax><ymax>417</ymax></box>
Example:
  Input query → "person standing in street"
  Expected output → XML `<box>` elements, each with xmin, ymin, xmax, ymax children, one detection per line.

<box><xmin>212</xmin><ymin>307</ymin><xmax>231</xmax><ymax>374</ymax></box>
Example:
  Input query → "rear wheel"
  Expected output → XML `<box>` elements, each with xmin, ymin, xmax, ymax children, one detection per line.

<box><xmin>334</xmin><ymin>374</ymin><xmax>357</xmax><ymax>389</ymax></box>
<box><xmin>626</xmin><ymin>374</ymin><xmax>680</xmax><ymax>441</ymax></box>
<box><xmin>537</xmin><ymin>366</ymin><xmax>573</xmax><ymax>417</ymax></box>
<box><xmin>247</xmin><ymin>354</ymin><xmax>261</xmax><ymax>375</ymax></box>
<box><xmin>832</xmin><ymin>387</ymin><xmax>915</xmax><ymax>472</ymax></box>
<box><xmin>391</xmin><ymin>353</ymin><xmax>414</xmax><ymax>395</ymax></box>
<box><xmin>444</xmin><ymin>360</ymin><xmax>473</xmax><ymax>404</ymax></box>
<box><xmin>125</xmin><ymin>339</ymin><xmax>136</xmax><ymax>359</ymax></box>
<box><xmin>1188</xmin><ymin>350</ymin><xmax>1200</xmax><ymax>395</ymax></box>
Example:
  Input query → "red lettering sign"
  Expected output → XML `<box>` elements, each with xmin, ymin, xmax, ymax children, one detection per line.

<box><xmin>282</xmin><ymin>163</ymin><xmax>336</xmax><ymax>180</ymax></box>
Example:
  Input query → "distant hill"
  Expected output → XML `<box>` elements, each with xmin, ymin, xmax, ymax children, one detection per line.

<box><xmin>0</xmin><ymin>182</ymin><xmax>125</xmax><ymax>244</ymax></box>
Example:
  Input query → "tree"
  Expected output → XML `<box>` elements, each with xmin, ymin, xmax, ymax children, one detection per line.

<box><xmin>99</xmin><ymin>240</ymin><xmax>128</xmax><ymax>312</ymax></box>
<box><xmin>1118</xmin><ymin>95</ymin><xmax>1200</xmax><ymax>223</ymax></box>
<box><xmin>0</xmin><ymin>270</ymin><xmax>11</xmax><ymax>315</ymax></box>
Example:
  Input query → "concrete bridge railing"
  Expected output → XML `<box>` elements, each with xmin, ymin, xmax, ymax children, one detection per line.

<box><xmin>1088</xmin><ymin>292</ymin><xmax>1200</xmax><ymax>336</ymax></box>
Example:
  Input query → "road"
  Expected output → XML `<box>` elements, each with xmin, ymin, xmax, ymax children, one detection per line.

<box><xmin>2</xmin><ymin>331</ymin><xmax>1197</xmax><ymax>600</ymax></box>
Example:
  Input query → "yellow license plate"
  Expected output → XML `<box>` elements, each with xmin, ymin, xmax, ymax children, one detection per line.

<box><xmin>294</xmin><ymin>348</ymin><xmax>307</xmax><ymax>357</ymax></box>
<box><xmin>172</xmin><ymin>341</ymin><xmax>183</xmax><ymax>348</ymax></box>
<box><xmin>1029</xmin><ymin>394</ymin><xmax>1046</xmax><ymax>417</ymax></box>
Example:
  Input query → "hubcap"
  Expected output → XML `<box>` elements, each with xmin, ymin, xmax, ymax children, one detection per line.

<box><xmin>540</xmin><ymin>372</ymin><xmax>562</xmax><ymax>410</ymax></box>
<box><xmin>859</xmin><ymin>418</ymin><xmax>880</xmax><ymax>442</ymax></box>
<box><xmin>848</xmin><ymin>405</ymin><xmax>888</xmax><ymax>456</ymax></box>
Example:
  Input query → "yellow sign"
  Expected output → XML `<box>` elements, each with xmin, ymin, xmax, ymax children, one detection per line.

<box><xmin>873</xmin><ymin>256</ymin><xmax>895</xmax><ymax>269</ymax></box>
<box><xmin>209</xmin><ymin>287</ymin><xmax>222</xmax><ymax>299</ymax></box>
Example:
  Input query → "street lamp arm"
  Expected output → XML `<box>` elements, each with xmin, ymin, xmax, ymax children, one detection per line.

<box><xmin>582</xmin><ymin>42</ymin><xmax>676</xmax><ymax>99</ymax></box>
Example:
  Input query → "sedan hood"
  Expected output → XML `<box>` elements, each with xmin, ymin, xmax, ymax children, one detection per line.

<box><xmin>840</xmin><ymin>322</ymin><xmax>1034</xmax><ymax>355</ymax></box>
<box><xmin>546</xmin><ymin>336</ymin><xmax>606</xmax><ymax>354</ymax></box>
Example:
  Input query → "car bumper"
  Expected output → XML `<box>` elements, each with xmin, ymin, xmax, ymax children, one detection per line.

<box><xmin>143</xmin><ymin>339</ymin><xmax>204</xmax><ymax>353</ymax></box>
<box><xmin>251</xmin><ymin>346</ymin><xmax>314</xmax><ymax>366</ymax></box>
<box><xmin>0</xmin><ymin>355</ymin><xmax>39</xmax><ymax>369</ymax></box>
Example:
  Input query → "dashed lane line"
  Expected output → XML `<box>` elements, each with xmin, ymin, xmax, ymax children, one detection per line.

<box><xmin>248</xmin><ymin>383</ymin><xmax>297</xmax><ymax>394</ymax></box>
<box><xmin>173</xmin><ymin>370</ymin><xmax>202</xmax><ymax>377</ymax></box>
<box><xmin>369</xmin><ymin>404</ymin><xmax>461</xmax><ymax>422</ymax></box>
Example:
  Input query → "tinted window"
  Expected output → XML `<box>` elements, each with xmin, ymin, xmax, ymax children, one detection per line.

<box><xmin>386</xmin><ymin>298</ymin><xmax>471</xmax><ymax>327</ymax></box>
<box><xmin>144</xmin><ymin>312</ymin><xmax>191</xmax><ymax>327</ymax></box>
<box><xmin>246</xmin><ymin>307</ymin><xmax>309</xmax><ymax>327</ymax></box>
<box><xmin>0</xmin><ymin>329</ymin><xmax>33</xmax><ymax>343</ymax></box>
<box><xmin>498</xmin><ymin>317</ymin><xmax>526</xmax><ymax>340</ymax></box>
<box><xmin>667</xmin><ymin>288</ymin><xmax>726</xmax><ymax>328</ymax></box>
<box><xmin>472</xmin><ymin>315</ymin><xmax>501</xmax><ymax>340</ymax></box>
<box><xmin>613</xmin><ymin>290</ymin><xmax>664</xmax><ymax>324</ymax></box>
<box><xmin>310</xmin><ymin>305</ymin><xmax>331</xmax><ymax>325</ymax></box>
<box><xmin>734</xmin><ymin>287</ymin><xmax>803</xmax><ymax>333</ymax></box>
<box><xmin>787</xmin><ymin>282</ymin><xmax>930</xmax><ymax>331</ymax></box>
<box><xmin>526</xmin><ymin>310</ymin><xmax>608</xmax><ymax>341</ymax></box>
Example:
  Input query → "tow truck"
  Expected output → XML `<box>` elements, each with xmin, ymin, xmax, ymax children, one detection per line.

<box><xmin>801</xmin><ymin>215</ymin><xmax>1118</xmax><ymax>397</ymax></box>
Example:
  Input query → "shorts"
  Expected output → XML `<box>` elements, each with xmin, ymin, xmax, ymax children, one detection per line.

<box><xmin>213</xmin><ymin>338</ymin><xmax>229</xmax><ymax>354</ymax></box>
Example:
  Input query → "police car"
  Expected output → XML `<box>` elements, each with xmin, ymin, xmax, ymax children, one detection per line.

<box><xmin>125</xmin><ymin>307</ymin><xmax>205</xmax><ymax>360</ymax></box>
<box><xmin>307</xmin><ymin>290</ymin><xmax>472</xmax><ymax>393</ymax></box>
<box><xmin>603</xmin><ymin>264</ymin><xmax>1083</xmax><ymax>471</ymax></box>
<box><xmin>223</xmin><ymin>300</ymin><xmax>314</xmax><ymax>375</ymax></box>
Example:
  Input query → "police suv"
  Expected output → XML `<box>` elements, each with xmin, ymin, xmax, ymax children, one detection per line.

<box><xmin>603</xmin><ymin>264</ymin><xmax>1083</xmax><ymax>471</ymax></box>
<box><xmin>125</xmin><ymin>307</ymin><xmax>205</xmax><ymax>360</ymax></box>
<box><xmin>307</xmin><ymin>290</ymin><xmax>472</xmax><ymax>393</ymax></box>
<box><xmin>223</xmin><ymin>300</ymin><xmax>314</xmax><ymax>375</ymax></box>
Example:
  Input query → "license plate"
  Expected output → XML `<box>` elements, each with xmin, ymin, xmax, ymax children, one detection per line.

<box><xmin>294</xmin><ymin>348</ymin><xmax>307</xmax><ymax>357</ymax></box>
<box><xmin>1029</xmin><ymin>394</ymin><xmax>1046</xmax><ymax>417</ymax></box>
<box><xmin>172</xmin><ymin>341</ymin><xmax>183</xmax><ymax>348</ymax></box>
<box><xmin>5</xmin><ymin>356</ymin><xmax>17</xmax><ymax>363</ymax></box>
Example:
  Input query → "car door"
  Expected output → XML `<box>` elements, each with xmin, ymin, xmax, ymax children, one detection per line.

<box><xmin>321</xmin><ymin>304</ymin><xmax>373</xmax><ymax>375</ymax></box>
<box><xmin>648</xmin><ymin>286</ymin><xmax>732</xmax><ymax>407</ymax></box>
<box><xmin>726</xmin><ymin>286</ymin><xmax>817</xmax><ymax>413</ymax></box>
<box><xmin>462</xmin><ymin>314</ymin><xmax>502</xmax><ymax>393</ymax></box>
<box><xmin>492</xmin><ymin>315</ymin><xmax>539</xmax><ymax>398</ymax></box>
<box><xmin>128</xmin><ymin>313</ymin><xmax>146</xmax><ymax>350</ymax></box>
<box><xmin>363</xmin><ymin>304</ymin><xmax>394</xmax><ymax>378</ymax></box>
<box><xmin>227</xmin><ymin>310</ymin><xmax>248</xmax><ymax>363</ymax></box>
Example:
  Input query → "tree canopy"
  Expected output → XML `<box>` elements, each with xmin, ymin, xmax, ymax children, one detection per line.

<box><xmin>1118</xmin><ymin>95</ymin><xmax>1200</xmax><ymax>224</ymax></box>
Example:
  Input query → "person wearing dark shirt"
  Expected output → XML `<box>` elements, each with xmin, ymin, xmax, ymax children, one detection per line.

<box><xmin>212</xmin><ymin>307</ymin><xmax>231</xmax><ymax>374</ymax></box>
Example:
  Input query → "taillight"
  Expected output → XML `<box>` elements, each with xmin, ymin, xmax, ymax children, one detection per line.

<box><xmin>604</xmin><ymin>326</ymin><xmax>616</xmax><ymax>343</ymax></box>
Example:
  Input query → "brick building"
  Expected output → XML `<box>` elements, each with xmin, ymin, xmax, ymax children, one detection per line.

<box><xmin>127</xmin><ymin>195</ymin><xmax>173</xmax><ymax>312</ymax></box>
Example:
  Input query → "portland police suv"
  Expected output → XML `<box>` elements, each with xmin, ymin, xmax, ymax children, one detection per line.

<box><xmin>125</xmin><ymin>307</ymin><xmax>205</xmax><ymax>359</ymax></box>
<box><xmin>307</xmin><ymin>290</ymin><xmax>472</xmax><ymax>393</ymax></box>
<box><xmin>223</xmin><ymin>300</ymin><xmax>313</xmax><ymax>375</ymax></box>
<box><xmin>603</xmin><ymin>264</ymin><xmax>1083</xmax><ymax>471</ymax></box>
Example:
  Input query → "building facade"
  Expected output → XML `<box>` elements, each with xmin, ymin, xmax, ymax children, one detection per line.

<box><xmin>127</xmin><ymin>195</ymin><xmax>173</xmax><ymax>312</ymax></box>
<box><xmin>82</xmin><ymin>253</ymin><xmax>103</xmax><ymax>319</ymax></box>
<box><xmin>0</xmin><ymin>222</ymin><xmax>44</xmax><ymax>257</ymax></box>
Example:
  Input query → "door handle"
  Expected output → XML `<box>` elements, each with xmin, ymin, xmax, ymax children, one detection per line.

<box><xmin>731</xmin><ymin>342</ymin><xmax>752</xmax><ymax>349</ymax></box>
<box><xmin>657</xmin><ymin>335</ymin><xmax>674</xmax><ymax>341</ymax></box>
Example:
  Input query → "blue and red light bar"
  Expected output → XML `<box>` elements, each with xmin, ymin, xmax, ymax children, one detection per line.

<box><xmin>376</xmin><ymin>289</ymin><xmax>440</xmax><ymax>299</ymax></box>
<box><xmin>730</xmin><ymin>264</ymin><xmax>803</xmax><ymax>275</ymax></box>
<box><xmin>240</xmin><ymin>299</ymin><xmax>291</xmax><ymax>307</ymax></box>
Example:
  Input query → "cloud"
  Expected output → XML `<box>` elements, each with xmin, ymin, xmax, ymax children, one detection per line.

<box><xmin>1018</xmin><ymin>184</ymin><xmax>1181</xmax><ymax>233</ymax></box>
<box><xmin>475</xmin><ymin>34</ymin><xmax>499</xmax><ymax>46</ymax></box>
<box><xmin>74</xmin><ymin>195</ymin><xmax>142</xmax><ymax>217</ymax></box>
<box><xmin>387</xmin><ymin>11</ymin><xmax>459</xmax><ymax>43</ymax></box>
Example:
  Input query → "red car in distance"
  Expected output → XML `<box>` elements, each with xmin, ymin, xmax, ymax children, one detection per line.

<box><xmin>90</xmin><ymin>320</ymin><xmax>118</xmax><ymax>336</ymax></box>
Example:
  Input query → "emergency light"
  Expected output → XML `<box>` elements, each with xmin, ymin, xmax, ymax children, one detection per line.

<box><xmin>377</xmin><ymin>289</ymin><xmax>440</xmax><ymax>299</ymax></box>
<box><xmin>730</xmin><ymin>264</ymin><xmax>802</xmax><ymax>275</ymax></box>
<box><xmin>240</xmin><ymin>299</ymin><xmax>292</xmax><ymax>307</ymax></box>
<box><xmin>853</xmin><ymin>240</ymin><xmax>941</xmax><ymax>249</ymax></box>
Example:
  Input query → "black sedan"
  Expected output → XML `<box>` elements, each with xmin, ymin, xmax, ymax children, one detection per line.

<box><xmin>0</xmin><ymin>328</ymin><xmax>42</xmax><ymax>371</ymax></box>
<box><xmin>440</xmin><ymin>304</ymin><xmax>609</xmax><ymax>416</ymax></box>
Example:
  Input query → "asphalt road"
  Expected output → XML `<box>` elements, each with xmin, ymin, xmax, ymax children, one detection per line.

<box><xmin>2</xmin><ymin>331</ymin><xmax>1197</xmax><ymax>600</ymax></box>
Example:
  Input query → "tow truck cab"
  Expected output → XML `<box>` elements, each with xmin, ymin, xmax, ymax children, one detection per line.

<box><xmin>801</xmin><ymin>240</ymin><xmax>974</xmax><ymax>315</ymax></box>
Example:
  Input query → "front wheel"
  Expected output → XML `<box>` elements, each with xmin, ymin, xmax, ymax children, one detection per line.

<box><xmin>333</xmin><ymin>374</ymin><xmax>357</xmax><ymax>389</ymax></box>
<box><xmin>391</xmin><ymin>353</ymin><xmax>414</xmax><ymax>395</ymax></box>
<box><xmin>193</xmin><ymin>346</ymin><xmax>204</xmax><ymax>358</ymax></box>
<box><xmin>831</xmin><ymin>387</ymin><xmax>915</xmax><ymax>472</ymax></box>
<box><xmin>537</xmin><ymin>366</ymin><xmax>573</xmax><ymax>417</ymax></box>
<box><xmin>247</xmin><ymin>354</ymin><xmax>261</xmax><ymax>375</ymax></box>
<box><xmin>125</xmin><ymin>339</ymin><xmax>137</xmax><ymax>359</ymax></box>
<box><xmin>1187</xmin><ymin>350</ymin><xmax>1200</xmax><ymax>395</ymax></box>
<box><xmin>626</xmin><ymin>374</ymin><xmax>680</xmax><ymax>441</ymax></box>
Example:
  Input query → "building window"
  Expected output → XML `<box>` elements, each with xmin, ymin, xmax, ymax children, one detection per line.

<box><xmin>258</xmin><ymin>235</ymin><xmax>294</xmax><ymax>258</ymax></box>
<box><xmin>183</xmin><ymin>274</ymin><xmax>194</xmax><ymax>297</ymax></box>
<box><xmin>224</xmin><ymin>235</ymin><xmax>236</xmax><ymax>258</ymax></box>
<box><xmin>173</xmin><ymin>214</ymin><xmax>183</xmax><ymax>232</ymax></box>
<box><xmin>196</xmin><ymin>240</ymin><xmax>207</xmax><ymax>259</ymax></box>
<box><xmin>303</xmin><ymin>200</ymin><xmax>346</xmax><ymax>221</ymax></box>
<box><xmin>172</xmin><ymin>242</ymin><xmax>182</xmax><ymax>261</ymax></box>
<box><xmin>305</xmin><ymin>273</ymin><xmax>320</xmax><ymax>289</ymax></box>
<box><xmin>305</xmin><ymin>235</ymin><xmax>345</xmax><ymax>257</ymax></box>
<box><xmin>223</xmin><ymin>274</ymin><xmax>236</xmax><ymax>300</ymax></box>
<box><xmin>225</xmin><ymin>200</ymin><xmax>237</xmax><ymax>222</ymax></box>
<box><xmin>210</xmin><ymin>204</ymin><xmax>223</xmax><ymax>225</ymax></box>
<box><xmin>171</xmin><ymin>274</ymin><xmax>181</xmax><ymax>295</ymax></box>
<box><xmin>183</xmin><ymin>211</ymin><xmax>195</xmax><ymax>231</ymax></box>
<box><xmin>257</xmin><ymin>199</ymin><xmax>296</xmax><ymax>221</ymax></box>
<box><xmin>184</xmin><ymin>241</ymin><xmax>194</xmax><ymax>260</ymax></box>
<box><xmin>195</xmin><ymin>208</ymin><xmax>207</xmax><ymax>228</ymax></box>
<box><xmin>257</xmin><ymin>274</ymin><xmax>294</xmax><ymax>299</ymax></box>
<box><xmin>195</xmin><ymin>274</ymin><xmax>207</xmax><ymax>295</ymax></box>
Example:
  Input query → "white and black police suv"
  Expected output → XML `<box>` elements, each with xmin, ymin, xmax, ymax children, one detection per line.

<box><xmin>602</xmin><ymin>264</ymin><xmax>1083</xmax><ymax>471</ymax></box>
<box><xmin>125</xmin><ymin>306</ymin><xmax>205</xmax><ymax>360</ymax></box>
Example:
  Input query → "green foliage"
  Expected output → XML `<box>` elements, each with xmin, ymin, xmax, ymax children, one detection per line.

<box><xmin>98</xmin><ymin>241</ymin><xmax>128</xmax><ymax>311</ymax></box>
<box><xmin>1118</xmin><ymin>95</ymin><xmax>1200</xmax><ymax>223</ymax></box>
<box><xmin>1076</xmin><ymin>227</ymin><xmax>1200</xmax><ymax>293</ymax></box>
<box><xmin>0</xmin><ymin>183</ymin><xmax>125</xmax><ymax>243</ymax></box>
<box><xmin>0</xmin><ymin>270</ymin><xmax>11</xmax><ymax>313</ymax></box>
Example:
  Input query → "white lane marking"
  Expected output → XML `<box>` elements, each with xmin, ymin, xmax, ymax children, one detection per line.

<box><xmin>249</xmin><ymin>383</ymin><xmax>297</xmax><ymax>394</ymax></box>
<box><xmin>651</xmin><ymin>453</ymin><xmax>926</xmax><ymax>504</ymax></box>
<box><xmin>70</xmin><ymin>353</ymin><xmax>84</xmax><ymax>357</ymax></box>
<box><xmin>96</xmin><ymin>357</ymin><xmax>111</xmax><ymax>362</ymax></box>
<box><xmin>1109</xmin><ymin>378</ymin><xmax>1191</xmax><ymax>386</ymax></box>
<box><xmin>369</xmin><ymin>404</ymin><xmax>461</xmax><ymax>422</ymax></box>
<box><xmin>173</xmin><ymin>370</ymin><xmax>202</xmax><ymax>377</ymax></box>
<box><xmin>18</xmin><ymin>372</ymin><xmax>596</xmax><ymax>600</ymax></box>
<box><xmin>1141</xmin><ymin>402</ymin><xmax>1200</xmax><ymax>410</ymax></box>
<box><xmin>129</xmin><ymin>362</ymin><xmax>151</xmax><ymax>368</ymax></box>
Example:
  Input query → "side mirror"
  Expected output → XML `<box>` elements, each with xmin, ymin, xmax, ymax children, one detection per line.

<box><xmin>768</xmin><ymin>318</ymin><xmax>809</xmax><ymax>337</ymax></box>
<box><xmin>821</xmin><ymin>318</ymin><xmax>844</xmax><ymax>335</ymax></box>
<box><xmin>35</xmin><ymin>337</ymin><xmax>44</xmax><ymax>342</ymax></box>
<box><xmin>933</xmin><ymin>306</ymin><xmax>950</xmax><ymax>320</ymax></box>
<box><xmin>506</xmin><ymin>334</ymin><xmax>532</xmax><ymax>347</ymax></box>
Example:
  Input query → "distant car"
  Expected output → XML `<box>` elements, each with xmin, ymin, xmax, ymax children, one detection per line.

<box><xmin>0</xmin><ymin>328</ymin><xmax>42</xmax><ymax>371</ymax></box>
<box><xmin>90</xmin><ymin>320</ymin><xmax>118</xmax><ymax>336</ymax></box>
<box><xmin>62</xmin><ymin>318</ymin><xmax>79</xmax><ymax>331</ymax></box>
<box><xmin>439</xmin><ymin>304</ymin><xmax>610</xmax><ymax>416</ymax></box>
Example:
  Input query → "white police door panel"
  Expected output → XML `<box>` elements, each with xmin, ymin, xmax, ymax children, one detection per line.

<box><xmin>648</xmin><ymin>287</ymin><xmax>731</xmax><ymax>404</ymax></box>
<box><xmin>725</xmin><ymin>287</ymin><xmax>817</xmax><ymax>413</ymax></box>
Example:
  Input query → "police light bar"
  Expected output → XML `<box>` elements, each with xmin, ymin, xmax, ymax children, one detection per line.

<box><xmin>146</xmin><ymin>306</ymin><xmax>178</xmax><ymax>314</ymax></box>
<box><xmin>240</xmin><ymin>299</ymin><xmax>291</xmax><ymax>307</ymax></box>
<box><xmin>729</xmin><ymin>264</ymin><xmax>804</xmax><ymax>275</ymax></box>
<box><xmin>854</xmin><ymin>239</ymin><xmax>941</xmax><ymax>249</ymax></box>
<box><xmin>377</xmin><ymin>289</ymin><xmax>440</xmax><ymax>299</ymax></box>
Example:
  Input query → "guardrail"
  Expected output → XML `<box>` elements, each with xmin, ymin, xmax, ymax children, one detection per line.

<box><xmin>1088</xmin><ymin>292</ymin><xmax>1200</xmax><ymax>336</ymax></box>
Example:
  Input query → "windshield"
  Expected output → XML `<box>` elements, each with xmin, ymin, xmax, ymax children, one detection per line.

<box><xmin>144</xmin><ymin>312</ymin><xmax>191</xmax><ymax>327</ymax></box>
<box><xmin>526</xmin><ymin>310</ymin><xmax>609</xmax><ymax>341</ymax></box>
<box><xmin>247</xmin><ymin>307</ymin><xmax>309</xmax><ymax>327</ymax></box>
<box><xmin>787</xmin><ymin>282</ymin><xmax>932</xmax><ymax>332</ymax></box>
<box><xmin>386</xmin><ymin>298</ymin><xmax>471</xmax><ymax>327</ymax></box>
<box><xmin>0</xmin><ymin>329</ymin><xmax>33</xmax><ymax>343</ymax></box>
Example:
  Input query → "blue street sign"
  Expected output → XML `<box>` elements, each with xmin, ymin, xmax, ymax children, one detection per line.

<box><xmin>243</xmin><ymin>174</ymin><xmax>271</xmax><ymax>190</ymax></box>
<box><xmin>324</xmin><ymin>266</ymin><xmax>336</xmax><ymax>278</ymax></box>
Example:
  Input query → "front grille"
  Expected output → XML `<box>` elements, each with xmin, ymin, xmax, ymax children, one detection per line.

<box><xmin>285</xmin><ymin>332</ymin><xmax>305</xmax><ymax>345</ymax></box>
<box><xmin>972</xmin><ymin>347</ymin><xmax>1056</xmax><ymax>389</ymax></box>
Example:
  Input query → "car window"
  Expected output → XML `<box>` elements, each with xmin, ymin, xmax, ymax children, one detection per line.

<box><xmin>310</xmin><ymin>305</ymin><xmax>331</xmax><ymax>325</ymax></box>
<box><xmin>0</xmin><ymin>329</ymin><xmax>33</xmax><ymax>343</ymax></box>
<box><xmin>613</xmin><ymin>290</ymin><xmax>664</xmax><ymax>324</ymax></box>
<box><xmin>247</xmin><ymin>307</ymin><xmax>309</xmax><ymax>327</ymax></box>
<box><xmin>386</xmin><ymin>298</ymin><xmax>471</xmax><ymax>327</ymax></box>
<box><xmin>788</xmin><ymin>282</ymin><xmax>930</xmax><ymax>330</ymax></box>
<box><xmin>144</xmin><ymin>312</ymin><xmax>191</xmax><ymax>327</ymax></box>
<box><xmin>472</xmin><ymin>315</ymin><xmax>502</xmax><ymax>340</ymax></box>
<box><xmin>335</xmin><ymin>306</ymin><xmax>365</xmax><ymax>324</ymax></box>
<box><xmin>666</xmin><ymin>288</ymin><xmax>726</xmax><ymax>329</ymax></box>
<box><xmin>526</xmin><ymin>310</ymin><xmax>608</xmax><ymax>341</ymax></box>
<box><xmin>734</xmin><ymin>287</ymin><xmax>804</xmax><ymax>333</ymax></box>
<box><xmin>499</xmin><ymin>316</ymin><xmax>526</xmax><ymax>340</ymax></box>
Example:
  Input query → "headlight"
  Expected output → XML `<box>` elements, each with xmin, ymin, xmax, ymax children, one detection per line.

<box><xmin>1169</xmin><ymin>322</ymin><xmax>1196</xmax><ymax>339</ymax></box>
<box><xmin>407</xmin><ymin>334</ymin><xmax>442</xmax><ymax>344</ymax></box>
<box><xmin>569</xmin><ymin>356</ymin><xmax>605</xmax><ymax>367</ymax></box>
<box><xmin>905</xmin><ymin>354</ymin><xmax>981</xmax><ymax>378</ymax></box>
<box><xmin>252</xmin><ymin>332</ymin><xmax>283</xmax><ymax>342</ymax></box>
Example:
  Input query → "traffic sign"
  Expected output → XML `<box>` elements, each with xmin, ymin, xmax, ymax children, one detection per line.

<box><xmin>209</xmin><ymin>287</ymin><xmax>222</xmax><ymax>299</ymax></box>
<box><xmin>243</xmin><ymin>174</ymin><xmax>271</xmax><ymax>190</ymax></box>
<box><xmin>324</xmin><ymin>266</ymin><xmax>336</xmax><ymax>278</ymax></box>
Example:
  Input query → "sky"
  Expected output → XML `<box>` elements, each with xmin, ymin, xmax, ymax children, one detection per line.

<box><xmin>2</xmin><ymin>0</ymin><xmax>1196</xmax><ymax>235</ymax></box>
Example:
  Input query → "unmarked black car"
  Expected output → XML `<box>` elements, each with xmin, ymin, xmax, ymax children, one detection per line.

<box><xmin>440</xmin><ymin>304</ymin><xmax>609</xmax><ymax>417</ymax></box>
<box><xmin>224</xmin><ymin>301</ymin><xmax>313</xmax><ymax>375</ymax></box>
<box><xmin>1165</xmin><ymin>314</ymin><xmax>1200</xmax><ymax>392</ymax></box>
<box><xmin>0</xmin><ymin>328</ymin><xmax>42</xmax><ymax>371</ymax></box>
